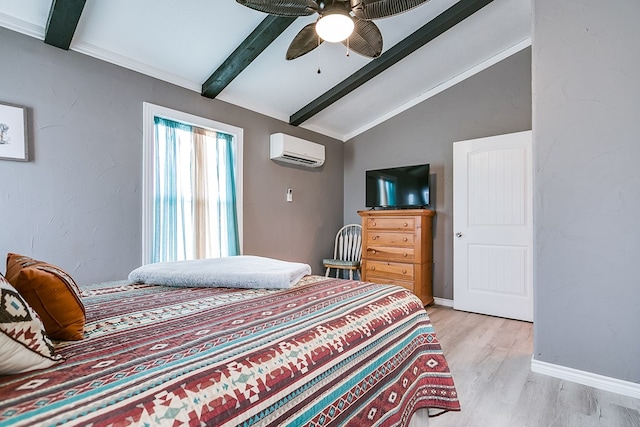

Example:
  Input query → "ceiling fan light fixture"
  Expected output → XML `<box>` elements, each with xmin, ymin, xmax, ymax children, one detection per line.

<box><xmin>315</xmin><ymin>7</ymin><xmax>354</xmax><ymax>43</ymax></box>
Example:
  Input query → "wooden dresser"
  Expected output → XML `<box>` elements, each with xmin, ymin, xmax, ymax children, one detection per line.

<box><xmin>358</xmin><ymin>209</ymin><xmax>435</xmax><ymax>306</ymax></box>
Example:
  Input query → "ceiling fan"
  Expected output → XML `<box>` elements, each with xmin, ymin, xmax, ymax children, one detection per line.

<box><xmin>236</xmin><ymin>0</ymin><xmax>431</xmax><ymax>60</ymax></box>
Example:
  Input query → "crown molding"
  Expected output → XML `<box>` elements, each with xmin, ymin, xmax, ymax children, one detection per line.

<box><xmin>0</xmin><ymin>13</ymin><xmax>45</xmax><ymax>39</ymax></box>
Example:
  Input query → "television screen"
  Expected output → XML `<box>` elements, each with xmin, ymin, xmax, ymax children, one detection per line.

<box><xmin>365</xmin><ymin>164</ymin><xmax>430</xmax><ymax>208</ymax></box>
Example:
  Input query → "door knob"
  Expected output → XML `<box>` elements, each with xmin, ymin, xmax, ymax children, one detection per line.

<box><xmin>455</xmin><ymin>232</ymin><xmax>463</xmax><ymax>238</ymax></box>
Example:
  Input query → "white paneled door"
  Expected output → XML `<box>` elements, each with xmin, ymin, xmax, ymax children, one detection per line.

<box><xmin>453</xmin><ymin>131</ymin><xmax>533</xmax><ymax>322</ymax></box>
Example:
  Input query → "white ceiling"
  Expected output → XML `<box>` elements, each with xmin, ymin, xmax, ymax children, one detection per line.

<box><xmin>0</xmin><ymin>0</ymin><xmax>531</xmax><ymax>141</ymax></box>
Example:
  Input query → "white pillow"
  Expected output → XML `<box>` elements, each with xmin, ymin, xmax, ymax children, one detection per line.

<box><xmin>0</xmin><ymin>275</ymin><xmax>64</xmax><ymax>375</ymax></box>
<box><xmin>128</xmin><ymin>255</ymin><xmax>312</xmax><ymax>289</ymax></box>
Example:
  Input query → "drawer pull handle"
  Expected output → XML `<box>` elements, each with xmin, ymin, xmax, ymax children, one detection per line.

<box><xmin>371</xmin><ymin>266</ymin><xmax>376</xmax><ymax>271</ymax></box>
<box><xmin>403</xmin><ymin>222</ymin><xmax>408</xmax><ymax>227</ymax></box>
<box><xmin>372</xmin><ymin>222</ymin><xmax>376</xmax><ymax>226</ymax></box>
<box><xmin>402</xmin><ymin>270</ymin><xmax>407</xmax><ymax>274</ymax></box>
<box><xmin>403</xmin><ymin>237</ymin><xmax>408</xmax><ymax>242</ymax></box>
<box><xmin>403</xmin><ymin>253</ymin><xmax>408</xmax><ymax>257</ymax></box>
<box><xmin>371</xmin><ymin>250</ymin><xmax>376</xmax><ymax>254</ymax></box>
<box><xmin>372</xmin><ymin>236</ymin><xmax>378</xmax><ymax>240</ymax></box>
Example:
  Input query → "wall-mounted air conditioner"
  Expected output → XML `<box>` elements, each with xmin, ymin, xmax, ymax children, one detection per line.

<box><xmin>270</xmin><ymin>133</ymin><xmax>325</xmax><ymax>168</ymax></box>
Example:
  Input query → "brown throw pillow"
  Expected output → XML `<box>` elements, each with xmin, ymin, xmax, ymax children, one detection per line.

<box><xmin>5</xmin><ymin>253</ymin><xmax>85</xmax><ymax>341</ymax></box>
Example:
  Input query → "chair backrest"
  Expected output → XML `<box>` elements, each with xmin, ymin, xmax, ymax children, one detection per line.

<box><xmin>333</xmin><ymin>224</ymin><xmax>362</xmax><ymax>262</ymax></box>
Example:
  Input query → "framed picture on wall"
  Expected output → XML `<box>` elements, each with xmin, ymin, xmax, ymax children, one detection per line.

<box><xmin>0</xmin><ymin>101</ymin><xmax>28</xmax><ymax>161</ymax></box>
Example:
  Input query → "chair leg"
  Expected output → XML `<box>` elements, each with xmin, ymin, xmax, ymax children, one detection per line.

<box><xmin>348</xmin><ymin>270</ymin><xmax>353</xmax><ymax>280</ymax></box>
<box><xmin>325</xmin><ymin>267</ymin><xmax>330</xmax><ymax>277</ymax></box>
<box><xmin>335</xmin><ymin>269</ymin><xmax>339</xmax><ymax>278</ymax></box>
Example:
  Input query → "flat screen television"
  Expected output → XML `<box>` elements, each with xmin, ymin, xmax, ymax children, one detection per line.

<box><xmin>365</xmin><ymin>163</ymin><xmax>430</xmax><ymax>209</ymax></box>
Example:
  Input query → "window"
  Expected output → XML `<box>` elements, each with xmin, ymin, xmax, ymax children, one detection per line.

<box><xmin>142</xmin><ymin>103</ymin><xmax>243</xmax><ymax>264</ymax></box>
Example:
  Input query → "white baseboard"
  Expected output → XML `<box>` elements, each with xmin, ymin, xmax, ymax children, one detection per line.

<box><xmin>531</xmin><ymin>358</ymin><xmax>640</xmax><ymax>399</ymax></box>
<box><xmin>433</xmin><ymin>297</ymin><xmax>454</xmax><ymax>307</ymax></box>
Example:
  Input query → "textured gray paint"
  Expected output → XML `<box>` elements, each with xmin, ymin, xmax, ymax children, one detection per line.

<box><xmin>344</xmin><ymin>48</ymin><xmax>532</xmax><ymax>300</ymax></box>
<box><xmin>0</xmin><ymin>27</ymin><xmax>343</xmax><ymax>284</ymax></box>
<box><xmin>533</xmin><ymin>0</ymin><xmax>640</xmax><ymax>382</ymax></box>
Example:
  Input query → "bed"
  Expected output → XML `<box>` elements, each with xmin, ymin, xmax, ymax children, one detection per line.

<box><xmin>0</xmin><ymin>256</ymin><xmax>459</xmax><ymax>427</ymax></box>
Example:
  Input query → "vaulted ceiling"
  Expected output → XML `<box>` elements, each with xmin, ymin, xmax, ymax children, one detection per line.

<box><xmin>0</xmin><ymin>0</ymin><xmax>531</xmax><ymax>141</ymax></box>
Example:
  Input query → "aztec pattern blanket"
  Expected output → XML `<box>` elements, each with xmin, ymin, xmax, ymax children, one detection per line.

<box><xmin>0</xmin><ymin>276</ymin><xmax>459</xmax><ymax>426</ymax></box>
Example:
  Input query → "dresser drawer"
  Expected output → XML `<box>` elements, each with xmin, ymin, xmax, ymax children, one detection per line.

<box><xmin>366</xmin><ymin>217</ymin><xmax>415</xmax><ymax>231</ymax></box>
<box><xmin>364</xmin><ymin>260</ymin><xmax>415</xmax><ymax>282</ymax></box>
<box><xmin>365</xmin><ymin>245</ymin><xmax>415</xmax><ymax>262</ymax></box>
<box><xmin>366</xmin><ymin>231</ymin><xmax>415</xmax><ymax>246</ymax></box>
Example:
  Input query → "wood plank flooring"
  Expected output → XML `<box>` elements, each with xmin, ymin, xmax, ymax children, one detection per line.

<box><xmin>425</xmin><ymin>305</ymin><xmax>640</xmax><ymax>427</ymax></box>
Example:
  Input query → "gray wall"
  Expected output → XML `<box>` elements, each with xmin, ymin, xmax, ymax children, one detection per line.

<box><xmin>344</xmin><ymin>48</ymin><xmax>532</xmax><ymax>300</ymax></box>
<box><xmin>0</xmin><ymin>27</ymin><xmax>344</xmax><ymax>285</ymax></box>
<box><xmin>533</xmin><ymin>0</ymin><xmax>640</xmax><ymax>382</ymax></box>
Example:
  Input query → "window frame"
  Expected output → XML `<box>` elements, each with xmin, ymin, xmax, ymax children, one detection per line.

<box><xmin>142</xmin><ymin>102</ymin><xmax>244</xmax><ymax>264</ymax></box>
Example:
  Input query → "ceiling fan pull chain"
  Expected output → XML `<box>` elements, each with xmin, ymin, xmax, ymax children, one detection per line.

<box><xmin>346</xmin><ymin>36</ymin><xmax>350</xmax><ymax>57</ymax></box>
<box><xmin>317</xmin><ymin>35</ymin><xmax>322</xmax><ymax>74</ymax></box>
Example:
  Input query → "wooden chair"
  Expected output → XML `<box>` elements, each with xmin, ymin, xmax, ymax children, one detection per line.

<box><xmin>322</xmin><ymin>224</ymin><xmax>362</xmax><ymax>280</ymax></box>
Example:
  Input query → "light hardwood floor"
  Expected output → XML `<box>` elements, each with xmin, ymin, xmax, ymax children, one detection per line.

<box><xmin>425</xmin><ymin>305</ymin><xmax>640</xmax><ymax>427</ymax></box>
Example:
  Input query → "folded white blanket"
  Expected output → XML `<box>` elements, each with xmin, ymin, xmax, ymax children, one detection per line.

<box><xmin>128</xmin><ymin>255</ymin><xmax>312</xmax><ymax>289</ymax></box>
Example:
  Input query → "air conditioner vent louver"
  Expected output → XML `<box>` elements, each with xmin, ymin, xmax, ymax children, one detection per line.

<box><xmin>281</xmin><ymin>154</ymin><xmax>318</xmax><ymax>165</ymax></box>
<box><xmin>270</xmin><ymin>133</ymin><xmax>325</xmax><ymax>168</ymax></box>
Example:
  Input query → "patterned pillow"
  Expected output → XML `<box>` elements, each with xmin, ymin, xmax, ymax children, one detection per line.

<box><xmin>5</xmin><ymin>253</ymin><xmax>86</xmax><ymax>341</ymax></box>
<box><xmin>0</xmin><ymin>274</ymin><xmax>64</xmax><ymax>374</ymax></box>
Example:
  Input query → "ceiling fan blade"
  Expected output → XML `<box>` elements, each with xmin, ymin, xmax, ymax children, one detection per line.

<box><xmin>350</xmin><ymin>0</ymin><xmax>430</xmax><ymax>20</ymax></box>
<box><xmin>286</xmin><ymin>23</ymin><xmax>324</xmax><ymax>60</ymax></box>
<box><xmin>236</xmin><ymin>0</ymin><xmax>317</xmax><ymax>17</ymax></box>
<box><xmin>342</xmin><ymin>19</ymin><xmax>382</xmax><ymax>58</ymax></box>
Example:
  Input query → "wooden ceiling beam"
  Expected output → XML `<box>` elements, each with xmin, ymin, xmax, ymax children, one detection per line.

<box><xmin>289</xmin><ymin>0</ymin><xmax>494</xmax><ymax>126</ymax></box>
<box><xmin>202</xmin><ymin>16</ymin><xmax>297</xmax><ymax>99</ymax></box>
<box><xmin>44</xmin><ymin>0</ymin><xmax>87</xmax><ymax>50</ymax></box>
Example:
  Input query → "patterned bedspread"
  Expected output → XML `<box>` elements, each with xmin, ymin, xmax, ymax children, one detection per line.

<box><xmin>0</xmin><ymin>276</ymin><xmax>459</xmax><ymax>426</ymax></box>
